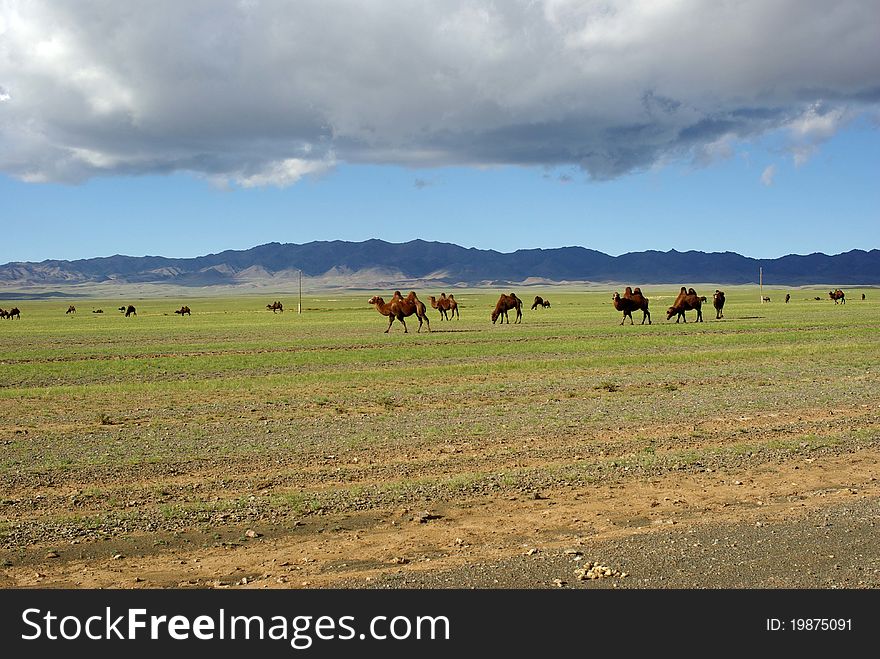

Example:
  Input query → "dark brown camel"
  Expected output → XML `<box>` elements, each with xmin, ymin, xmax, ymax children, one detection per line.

<box><xmin>266</xmin><ymin>301</ymin><xmax>283</xmax><ymax>313</ymax></box>
<box><xmin>829</xmin><ymin>289</ymin><xmax>845</xmax><ymax>304</ymax></box>
<box><xmin>392</xmin><ymin>291</ymin><xmax>432</xmax><ymax>332</ymax></box>
<box><xmin>6</xmin><ymin>307</ymin><xmax>21</xmax><ymax>320</ymax></box>
<box><xmin>623</xmin><ymin>287</ymin><xmax>650</xmax><ymax>324</ymax></box>
<box><xmin>429</xmin><ymin>293</ymin><xmax>457</xmax><ymax>320</ymax></box>
<box><xmin>174</xmin><ymin>305</ymin><xmax>191</xmax><ymax>316</ymax></box>
<box><xmin>119</xmin><ymin>305</ymin><xmax>136</xmax><ymax>317</ymax></box>
<box><xmin>785</xmin><ymin>293</ymin><xmax>791</xmax><ymax>303</ymax></box>
<box><xmin>666</xmin><ymin>288</ymin><xmax>703</xmax><ymax>323</ymax></box>
<box><xmin>531</xmin><ymin>296</ymin><xmax>550</xmax><ymax>310</ymax></box>
<box><xmin>713</xmin><ymin>290</ymin><xmax>725</xmax><ymax>319</ymax></box>
<box><xmin>66</xmin><ymin>305</ymin><xmax>76</xmax><ymax>314</ymax></box>
<box><xmin>491</xmin><ymin>293</ymin><xmax>523</xmax><ymax>324</ymax></box>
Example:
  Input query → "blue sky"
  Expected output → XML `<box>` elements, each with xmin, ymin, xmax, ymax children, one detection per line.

<box><xmin>2</xmin><ymin>1</ymin><xmax>878</xmax><ymax>264</ymax></box>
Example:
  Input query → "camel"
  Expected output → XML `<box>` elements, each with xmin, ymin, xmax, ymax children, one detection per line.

<box><xmin>491</xmin><ymin>293</ymin><xmax>523</xmax><ymax>324</ymax></box>
<box><xmin>119</xmin><ymin>305</ymin><xmax>136</xmax><ymax>317</ymax></box>
<box><xmin>762</xmin><ymin>296</ymin><xmax>771</xmax><ymax>303</ymax></box>
<box><xmin>446</xmin><ymin>294</ymin><xmax>459</xmax><ymax>319</ymax></box>
<box><xmin>368</xmin><ymin>292</ymin><xmax>431</xmax><ymax>333</ymax></box>
<box><xmin>623</xmin><ymin>287</ymin><xmax>650</xmax><ymax>324</ymax></box>
<box><xmin>531</xmin><ymin>296</ymin><xmax>550</xmax><ymax>310</ymax></box>
<box><xmin>66</xmin><ymin>305</ymin><xmax>76</xmax><ymax>314</ymax></box>
<box><xmin>666</xmin><ymin>288</ymin><xmax>703</xmax><ymax>323</ymax></box>
<box><xmin>267</xmin><ymin>301</ymin><xmax>283</xmax><ymax>313</ymax></box>
<box><xmin>174</xmin><ymin>305</ymin><xmax>192</xmax><ymax>316</ymax></box>
<box><xmin>392</xmin><ymin>291</ymin><xmax>431</xmax><ymax>332</ymax></box>
<box><xmin>713</xmin><ymin>290</ymin><xmax>725</xmax><ymax>319</ymax></box>
<box><xmin>429</xmin><ymin>293</ymin><xmax>458</xmax><ymax>320</ymax></box>
<box><xmin>612</xmin><ymin>287</ymin><xmax>651</xmax><ymax>325</ymax></box>
<box><xmin>829</xmin><ymin>289</ymin><xmax>845</xmax><ymax>304</ymax></box>
<box><xmin>5</xmin><ymin>307</ymin><xmax>21</xmax><ymax>320</ymax></box>
<box><xmin>785</xmin><ymin>293</ymin><xmax>791</xmax><ymax>304</ymax></box>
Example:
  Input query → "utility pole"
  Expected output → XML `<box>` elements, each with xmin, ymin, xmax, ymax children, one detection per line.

<box><xmin>298</xmin><ymin>269</ymin><xmax>302</xmax><ymax>314</ymax></box>
<box><xmin>759</xmin><ymin>267</ymin><xmax>763</xmax><ymax>303</ymax></box>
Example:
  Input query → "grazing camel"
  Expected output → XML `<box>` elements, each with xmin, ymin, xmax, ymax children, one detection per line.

<box><xmin>762</xmin><ymin>296</ymin><xmax>771</xmax><ymax>303</ymax></box>
<box><xmin>66</xmin><ymin>305</ymin><xmax>76</xmax><ymax>314</ymax></box>
<box><xmin>491</xmin><ymin>293</ymin><xmax>523</xmax><ymax>324</ymax></box>
<box><xmin>829</xmin><ymin>289</ymin><xmax>845</xmax><ymax>304</ymax></box>
<box><xmin>666</xmin><ymin>288</ymin><xmax>703</xmax><ymax>323</ymax></box>
<box><xmin>712</xmin><ymin>290</ymin><xmax>725</xmax><ymax>319</ymax></box>
<box><xmin>174</xmin><ymin>305</ymin><xmax>192</xmax><ymax>316</ymax></box>
<box><xmin>266</xmin><ymin>301</ymin><xmax>283</xmax><ymax>313</ymax></box>
<box><xmin>429</xmin><ymin>293</ymin><xmax>458</xmax><ymax>320</ymax></box>
<box><xmin>5</xmin><ymin>307</ymin><xmax>21</xmax><ymax>320</ymax></box>
<box><xmin>119</xmin><ymin>305</ymin><xmax>136</xmax><ymax>317</ymax></box>
<box><xmin>785</xmin><ymin>293</ymin><xmax>791</xmax><ymax>304</ymax></box>
<box><xmin>531</xmin><ymin>296</ymin><xmax>551</xmax><ymax>310</ymax></box>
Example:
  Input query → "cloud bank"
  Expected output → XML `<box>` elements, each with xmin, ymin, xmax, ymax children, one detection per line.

<box><xmin>1</xmin><ymin>0</ymin><xmax>878</xmax><ymax>186</ymax></box>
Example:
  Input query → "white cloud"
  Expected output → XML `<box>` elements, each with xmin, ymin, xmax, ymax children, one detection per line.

<box><xmin>761</xmin><ymin>164</ymin><xmax>776</xmax><ymax>186</ymax></box>
<box><xmin>0</xmin><ymin>0</ymin><xmax>877</xmax><ymax>185</ymax></box>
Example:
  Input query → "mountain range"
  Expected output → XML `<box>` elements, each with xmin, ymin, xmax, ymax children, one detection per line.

<box><xmin>1</xmin><ymin>240</ymin><xmax>878</xmax><ymax>292</ymax></box>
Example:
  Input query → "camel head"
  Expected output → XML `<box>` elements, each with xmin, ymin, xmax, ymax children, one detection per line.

<box><xmin>666</xmin><ymin>306</ymin><xmax>677</xmax><ymax>320</ymax></box>
<box><xmin>368</xmin><ymin>296</ymin><xmax>384</xmax><ymax>306</ymax></box>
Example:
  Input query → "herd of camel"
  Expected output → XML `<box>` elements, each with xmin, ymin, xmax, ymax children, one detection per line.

<box><xmin>3</xmin><ymin>287</ymin><xmax>864</xmax><ymax>328</ymax></box>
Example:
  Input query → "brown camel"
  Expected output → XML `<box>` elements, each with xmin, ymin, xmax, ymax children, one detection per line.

<box><xmin>266</xmin><ymin>301</ymin><xmax>283</xmax><ymax>313</ymax></box>
<box><xmin>5</xmin><ymin>307</ymin><xmax>21</xmax><ymax>320</ymax></box>
<box><xmin>531</xmin><ymin>296</ymin><xmax>550</xmax><ymax>310</ymax></box>
<box><xmin>612</xmin><ymin>287</ymin><xmax>651</xmax><ymax>325</ymax></box>
<box><xmin>119</xmin><ymin>305</ymin><xmax>136</xmax><ymax>317</ymax></box>
<box><xmin>666</xmin><ymin>288</ymin><xmax>703</xmax><ymax>323</ymax></box>
<box><xmin>491</xmin><ymin>293</ymin><xmax>523</xmax><ymax>324</ymax></box>
<box><xmin>392</xmin><ymin>291</ymin><xmax>431</xmax><ymax>332</ymax></box>
<box><xmin>829</xmin><ymin>289</ymin><xmax>845</xmax><ymax>304</ymax></box>
<box><xmin>429</xmin><ymin>293</ymin><xmax>457</xmax><ymax>320</ymax></box>
<box><xmin>174</xmin><ymin>305</ymin><xmax>192</xmax><ymax>316</ymax></box>
<box><xmin>369</xmin><ymin>292</ymin><xmax>431</xmax><ymax>333</ymax></box>
<box><xmin>66</xmin><ymin>305</ymin><xmax>76</xmax><ymax>314</ymax></box>
<box><xmin>713</xmin><ymin>290</ymin><xmax>725</xmax><ymax>319</ymax></box>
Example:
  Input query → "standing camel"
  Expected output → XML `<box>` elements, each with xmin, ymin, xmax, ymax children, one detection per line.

<box><xmin>491</xmin><ymin>293</ymin><xmax>523</xmax><ymax>324</ymax></box>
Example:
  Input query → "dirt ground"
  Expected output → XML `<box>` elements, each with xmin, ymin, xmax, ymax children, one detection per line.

<box><xmin>2</xmin><ymin>411</ymin><xmax>878</xmax><ymax>591</ymax></box>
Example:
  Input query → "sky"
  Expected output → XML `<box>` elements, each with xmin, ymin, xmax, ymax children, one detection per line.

<box><xmin>2</xmin><ymin>0</ymin><xmax>879</xmax><ymax>265</ymax></box>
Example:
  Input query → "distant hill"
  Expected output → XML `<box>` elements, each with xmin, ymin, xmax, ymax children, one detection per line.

<box><xmin>1</xmin><ymin>240</ymin><xmax>878</xmax><ymax>290</ymax></box>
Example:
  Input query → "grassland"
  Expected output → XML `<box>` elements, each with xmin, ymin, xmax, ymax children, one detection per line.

<box><xmin>0</xmin><ymin>286</ymin><xmax>877</xmax><ymax>588</ymax></box>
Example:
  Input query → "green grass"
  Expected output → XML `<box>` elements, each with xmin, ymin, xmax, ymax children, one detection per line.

<box><xmin>0</xmin><ymin>286</ymin><xmax>877</xmax><ymax>533</ymax></box>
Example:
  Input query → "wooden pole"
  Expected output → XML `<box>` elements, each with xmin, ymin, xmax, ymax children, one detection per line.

<box><xmin>760</xmin><ymin>267</ymin><xmax>763</xmax><ymax>303</ymax></box>
<box><xmin>298</xmin><ymin>269</ymin><xmax>302</xmax><ymax>314</ymax></box>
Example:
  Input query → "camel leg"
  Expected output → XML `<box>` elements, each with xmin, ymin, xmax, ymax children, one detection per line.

<box><xmin>385</xmin><ymin>316</ymin><xmax>394</xmax><ymax>333</ymax></box>
<box><xmin>424</xmin><ymin>313</ymin><xmax>431</xmax><ymax>332</ymax></box>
